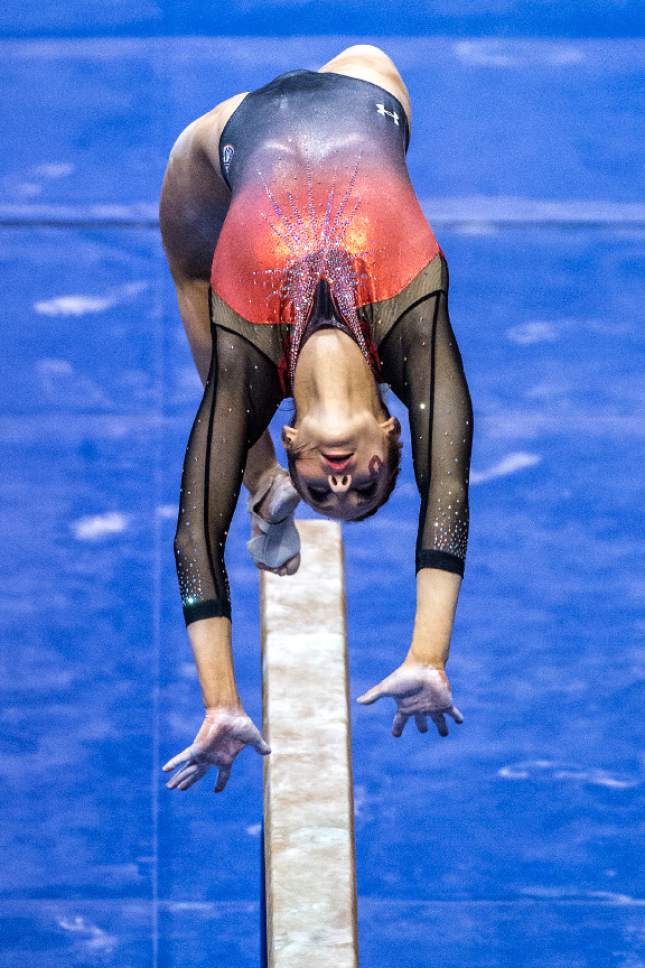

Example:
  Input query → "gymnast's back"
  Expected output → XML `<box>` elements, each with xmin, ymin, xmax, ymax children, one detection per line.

<box><xmin>209</xmin><ymin>63</ymin><xmax>440</xmax><ymax>326</ymax></box>
<box><xmin>159</xmin><ymin>46</ymin><xmax>435</xmax><ymax>296</ymax></box>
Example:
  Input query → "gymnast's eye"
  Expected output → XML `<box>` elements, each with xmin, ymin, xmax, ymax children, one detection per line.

<box><xmin>355</xmin><ymin>482</ymin><xmax>377</xmax><ymax>499</ymax></box>
<box><xmin>308</xmin><ymin>484</ymin><xmax>330</xmax><ymax>500</ymax></box>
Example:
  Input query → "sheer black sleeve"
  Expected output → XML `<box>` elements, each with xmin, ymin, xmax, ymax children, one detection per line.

<box><xmin>378</xmin><ymin>287</ymin><xmax>474</xmax><ymax>578</ymax></box>
<box><xmin>174</xmin><ymin>322</ymin><xmax>282</xmax><ymax>626</ymax></box>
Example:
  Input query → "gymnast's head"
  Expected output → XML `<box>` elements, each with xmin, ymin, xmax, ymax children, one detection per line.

<box><xmin>281</xmin><ymin>360</ymin><xmax>403</xmax><ymax>521</ymax></box>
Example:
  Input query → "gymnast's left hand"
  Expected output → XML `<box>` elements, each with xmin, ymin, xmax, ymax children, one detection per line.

<box><xmin>162</xmin><ymin>706</ymin><xmax>271</xmax><ymax>793</ymax></box>
<box><xmin>356</xmin><ymin>662</ymin><xmax>464</xmax><ymax>738</ymax></box>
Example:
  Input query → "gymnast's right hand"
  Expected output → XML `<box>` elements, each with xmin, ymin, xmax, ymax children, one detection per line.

<box><xmin>162</xmin><ymin>706</ymin><xmax>271</xmax><ymax>793</ymax></box>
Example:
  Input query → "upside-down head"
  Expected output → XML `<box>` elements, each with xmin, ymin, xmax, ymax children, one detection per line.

<box><xmin>281</xmin><ymin>403</ymin><xmax>402</xmax><ymax>521</ymax></box>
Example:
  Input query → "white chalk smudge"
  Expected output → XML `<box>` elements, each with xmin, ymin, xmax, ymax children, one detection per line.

<box><xmin>34</xmin><ymin>281</ymin><xmax>149</xmax><ymax>317</ymax></box>
<box><xmin>506</xmin><ymin>320</ymin><xmax>561</xmax><ymax>345</ymax></box>
<box><xmin>58</xmin><ymin>914</ymin><xmax>117</xmax><ymax>952</ymax></box>
<box><xmin>71</xmin><ymin>512</ymin><xmax>129</xmax><ymax>541</ymax></box>
<box><xmin>454</xmin><ymin>40</ymin><xmax>585</xmax><ymax>69</ymax></box>
<box><xmin>33</xmin><ymin>162</ymin><xmax>75</xmax><ymax>178</ymax></box>
<box><xmin>35</xmin><ymin>295</ymin><xmax>114</xmax><ymax>317</ymax></box>
<box><xmin>35</xmin><ymin>358</ymin><xmax>111</xmax><ymax>406</ymax></box>
<box><xmin>498</xmin><ymin>759</ymin><xmax>639</xmax><ymax>789</ymax></box>
<box><xmin>520</xmin><ymin>886</ymin><xmax>643</xmax><ymax>906</ymax></box>
<box><xmin>470</xmin><ymin>451</ymin><xmax>542</xmax><ymax>484</ymax></box>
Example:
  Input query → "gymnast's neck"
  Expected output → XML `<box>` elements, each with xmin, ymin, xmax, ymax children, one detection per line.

<box><xmin>291</xmin><ymin>328</ymin><xmax>386</xmax><ymax>427</ymax></box>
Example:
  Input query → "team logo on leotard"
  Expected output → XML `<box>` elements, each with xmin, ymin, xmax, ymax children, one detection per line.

<box><xmin>376</xmin><ymin>103</ymin><xmax>399</xmax><ymax>126</ymax></box>
<box><xmin>222</xmin><ymin>143</ymin><xmax>235</xmax><ymax>175</ymax></box>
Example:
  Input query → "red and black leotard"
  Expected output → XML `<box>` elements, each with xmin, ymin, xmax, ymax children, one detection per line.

<box><xmin>212</xmin><ymin>68</ymin><xmax>440</xmax><ymax>391</ymax></box>
<box><xmin>174</xmin><ymin>69</ymin><xmax>473</xmax><ymax>626</ymax></box>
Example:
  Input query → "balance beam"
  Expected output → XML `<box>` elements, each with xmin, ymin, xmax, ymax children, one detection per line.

<box><xmin>260</xmin><ymin>519</ymin><xmax>359</xmax><ymax>967</ymax></box>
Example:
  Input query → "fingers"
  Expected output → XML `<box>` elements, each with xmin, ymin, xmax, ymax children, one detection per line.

<box><xmin>392</xmin><ymin>711</ymin><xmax>409</xmax><ymax>737</ymax></box>
<box><xmin>252</xmin><ymin>735</ymin><xmax>271</xmax><ymax>756</ymax></box>
<box><xmin>177</xmin><ymin>768</ymin><xmax>205</xmax><ymax>791</ymax></box>
<box><xmin>165</xmin><ymin>764</ymin><xmax>192</xmax><ymax>790</ymax></box>
<box><xmin>357</xmin><ymin>683</ymin><xmax>386</xmax><ymax>705</ymax></box>
<box><xmin>235</xmin><ymin>718</ymin><xmax>271</xmax><ymax>756</ymax></box>
<box><xmin>446</xmin><ymin>705</ymin><xmax>464</xmax><ymax>724</ymax></box>
<box><xmin>171</xmin><ymin>764</ymin><xmax>205</xmax><ymax>791</ymax></box>
<box><xmin>415</xmin><ymin>713</ymin><xmax>428</xmax><ymax>734</ymax></box>
<box><xmin>165</xmin><ymin>761</ymin><xmax>204</xmax><ymax>790</ymax></box>
<box><xmin>162</xmin><ymin>746</ymin><xmax>194</xmax><ymax>772</ymax></box>
<box><xmin>357</xmin><ymin>671</ymin><xmax>422</xmax><ymax>705</ymax></box>
<box><xmin>214</xmin><ymin>764</ymin><xmax>232</xmax><ymax>793</ymax></box>
<box><xmin>431</xmin><ymin>712</ymin><xmax>449</xmax><ymax>737</ymax></box>
<box><xmin>163</xmin><ymin>711</ymin><xmax>271</xmax><ymax>796</ymax></box>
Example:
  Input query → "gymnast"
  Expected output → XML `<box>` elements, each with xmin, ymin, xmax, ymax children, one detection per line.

<box><xmin>159</xmin><ymin>45</ymin><xmax>474</xmax><ymax>794</ymax></box>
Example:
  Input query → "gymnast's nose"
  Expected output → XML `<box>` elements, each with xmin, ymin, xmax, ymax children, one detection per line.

<box><xmin>328</xmin><ymin>473</ymin><xmax>352</xmax><ymax>494</ymax></box>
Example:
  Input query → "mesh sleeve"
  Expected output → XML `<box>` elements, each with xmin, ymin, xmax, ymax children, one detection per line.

<box><xmin>378</xmin><ymin>288</ymin><xmax>474</xmax><ymax>577</ymax></box>
<box><xmin>174</xmin><ymin>323</ymin><xmax>282</xmax><ymax>626</ymax></box>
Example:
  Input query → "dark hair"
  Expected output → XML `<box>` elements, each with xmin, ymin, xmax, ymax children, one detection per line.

<box><xmin>285</xmin><ymin>400</ymin><xmax>403</xmax><ymax>520</ymax></box>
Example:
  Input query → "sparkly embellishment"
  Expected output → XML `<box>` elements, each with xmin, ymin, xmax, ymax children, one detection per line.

<box><xmin>176</xmin><ymin>547</ymin><xmax>205</xmax><ymax>608</ymax></box>
<box><xmin>251</xmin><ymin>153</ymin><xmax>375</xmax><ymax>391</ymax></box>
<box><xmin>429</xmin><ymin>511</ymin><xmax>469</xmax><ymax>559</ymax></box>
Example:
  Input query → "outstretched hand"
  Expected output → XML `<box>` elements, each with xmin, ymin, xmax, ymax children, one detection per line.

<box><xmin>357</xmin><ymin>663</ymin><xmax>464</xmax><ymax>738</ymax></box>
<box><xmin>162</xmin><ymin>707</ymin><xmax>270</xmax><ymax>793</ymax></box>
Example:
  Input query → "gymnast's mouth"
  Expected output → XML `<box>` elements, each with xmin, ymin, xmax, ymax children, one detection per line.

<box><xmin>321</xmin><ymin>452</ymin><xmax>354</xmax><ymax>471</ymax></box>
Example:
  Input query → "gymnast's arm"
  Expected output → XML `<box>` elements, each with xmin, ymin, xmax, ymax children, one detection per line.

<box><xmin>161</xmin><ymin>320</ymin><xmax>282</xmax><ymax>791</ymax></box>
<box><xmin>160</xmin><ymin>109</ymin><xmax>237</xmax><ymax>710</ymax></box>
<box><xmin>358</xmin><ymin>286</ymin><xmax>473</xmax><ymax>737</ymax></box>
<box><xmin>382</xmin><ymin>286</ymin><xmax>473</xmax><ymax>663</ymax></box>
<box><xmin>159</xmin><ymin>116</ymin><xmax>282</xmax><ymax>790</ymax></box>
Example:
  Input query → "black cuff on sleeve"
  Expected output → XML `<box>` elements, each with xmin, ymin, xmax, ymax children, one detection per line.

<box><xmin>416</xmin><ymin>549</ymin><xmax>465</xmax><ymax>578</ymax></box>
<box><xmin>183</xmin><ymin>598</ymin><xmax>232</xmax><ymax>627</ymax></box>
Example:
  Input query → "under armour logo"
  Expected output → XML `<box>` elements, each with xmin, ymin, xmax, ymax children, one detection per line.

<box><xmin>376</xmin><ymin>103</ymin><xmax>400</xmax><ymax>126</ymax></box>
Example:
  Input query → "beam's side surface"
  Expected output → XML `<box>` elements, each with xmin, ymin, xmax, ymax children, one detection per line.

<box><xmin>260</xmin><ymin>520</ymin><xmax>358</xmax><ymax>968</ymax></box>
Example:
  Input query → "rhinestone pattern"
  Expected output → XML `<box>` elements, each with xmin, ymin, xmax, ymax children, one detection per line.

<box><xmin>209</xmin><ymin>68</ymin><xmax>440</xmax><ymax>330</ymax></box>
<box><xmin>250</xmin><ymin>155</ymin><xmax>374</xmax><ymax>391</ymax></box>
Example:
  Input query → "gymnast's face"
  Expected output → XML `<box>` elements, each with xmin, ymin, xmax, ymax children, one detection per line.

<box><xmin>282</xmin><ymin>411</ymin><xmax>400</xmax><ymax>520</ymax></box>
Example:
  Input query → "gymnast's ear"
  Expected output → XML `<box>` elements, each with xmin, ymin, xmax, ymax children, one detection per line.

<box><xmin>379</xmin><ymin>415</ymin><xmax>401</xmax><ymax>440</ymax></box>
<box><xmin>281</xmin><ymin>425</ymin><xmax>297</xmax><ymax>451</ymax></box>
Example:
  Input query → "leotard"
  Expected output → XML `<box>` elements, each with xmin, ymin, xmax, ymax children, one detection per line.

<box><xmin>174</xmin><ymin>69</ymin><xmax>473</xmax><ymax>626</ymax></box>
